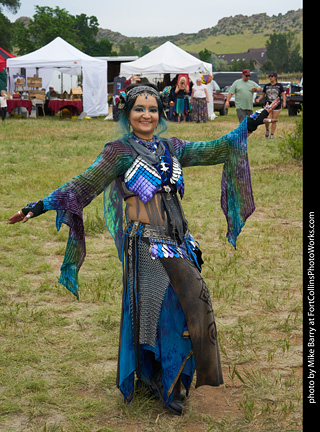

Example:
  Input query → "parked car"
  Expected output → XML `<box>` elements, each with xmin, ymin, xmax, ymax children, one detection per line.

<box><xmin>211</xmin><ymin>80</ymin><xmax>228</xmax><ymax>115</ymax></box>
<box><xmin>253</xmin><ymin>84</ymin><xmax>267</xmax><ymax>106</ymax></box>
<box><xmin>285</xmin><ymin>81</ymin><xmax>303</xmax><ymax>116</ymax></box>
<box><xmin>212</xmin><ymin>71</ymin><xmax>259</xmax><ymax>89</ymax></box>
<box><xmin>222</xmin><ymin>85</ymin><xmax>235</xmax><ymax>107</ymax></box>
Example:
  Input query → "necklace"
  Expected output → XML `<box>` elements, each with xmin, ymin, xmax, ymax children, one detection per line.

<box><xmin>131</xmin><ymin>134</ymin><xmax>170</xmax><ymax>179</ymax></box>
<box><xmin>131</xmin><ymin>134</ymin><xmax>159</xmax><ymax>152</ymax></box>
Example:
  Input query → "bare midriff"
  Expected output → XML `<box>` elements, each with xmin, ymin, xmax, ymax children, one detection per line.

<box><xmin>126</xmin><ymin>194</ymin><xmax>165</xmax><ymax>225</ymax></box>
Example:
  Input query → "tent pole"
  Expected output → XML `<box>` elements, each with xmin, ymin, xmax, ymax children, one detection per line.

<box><xmin>80</xmin><ymin>66</ymin><xmax>83</xmax><ymax>107</ymax></box>
<box><xmin>7</xmin><ymin>67</ymin><xmax>11</xmax><ymax>91</ymax></box>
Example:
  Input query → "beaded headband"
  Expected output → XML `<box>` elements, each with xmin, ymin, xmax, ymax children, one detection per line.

<box><xmin>117</xmin><ymin>85</ymin><xmax>164</xmax><ymax>114</ymax></box>
<box><xmin>126</xmin><ymin>85</ymin><xmax>161</xmax><ymax>103</ymax></box>
<box><xmin>116</xmin><ymin>84</ymin><xmax>171</xmax><ymax>120</ymax></box>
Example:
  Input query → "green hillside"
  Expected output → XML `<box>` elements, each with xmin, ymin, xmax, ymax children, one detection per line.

<box><xmin>179</xmin><ymin>31</ymin><xmax>269</xmax><ymax>55</ymax></box>
<box><xmin>98</xmin><ymin>9</ymin><xmax>303</xmax><ymax>54</ymax></box>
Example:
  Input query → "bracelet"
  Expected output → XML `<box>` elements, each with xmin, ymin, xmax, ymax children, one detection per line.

<box><xmin>22</xmin><ymin>200</ymin><xmax>45</xmax><ymax>218</ymax></box>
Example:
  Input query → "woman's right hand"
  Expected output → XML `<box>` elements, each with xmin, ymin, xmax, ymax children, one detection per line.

<box><xmin>8</xmin><ymin>210</ymin><xmax>34</xmax><ymax>224</ymax></box>
<box><xmin>8</xmin><ymin>200</ymin><xmax>45</xmax><ymax>224</ymax></box>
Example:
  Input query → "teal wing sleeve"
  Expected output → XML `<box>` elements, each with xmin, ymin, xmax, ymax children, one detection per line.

<box><xmin>169</xmin><ymin>119</ymin><xmax>255</xmax><ymax>248</ymax></box>
<box><xmin>42</xmin><ymin>140</ymin><xmax>133</xmax><ymax>298</ymax></box>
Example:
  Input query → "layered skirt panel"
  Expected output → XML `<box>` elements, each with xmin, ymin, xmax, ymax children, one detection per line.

<box><xmin>117</xmin><ymin>221</ymin><xmax>223</xmax><ymax>406</ymax></box>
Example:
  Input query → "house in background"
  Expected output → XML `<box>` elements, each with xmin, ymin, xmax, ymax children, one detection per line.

<box><xmin>215</xmin><ymin>48</ymin><xmax>267</xmax><ymax>69</ymax></box>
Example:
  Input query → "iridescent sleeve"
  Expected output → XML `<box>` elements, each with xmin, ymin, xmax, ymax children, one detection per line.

<box><xmin>170</xmin><ymin>119</ymin><xmax>255</xmax><ymax>249</ymax></box>
<box><xmin>42</xmin><ymin>140</ymin><xmax>133</xmax><ymax>298</ymax></box>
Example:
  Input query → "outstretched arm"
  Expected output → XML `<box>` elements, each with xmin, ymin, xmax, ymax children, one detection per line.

<box><xmin>8</xmin><ymin>140</ymin><xmax>133</xmax><ymax>224</ymax></box>
<box><xmin>8</xmin><ymin>140</ymin><xmax>134</xmax><ymax>298</ymax></box>
<box><xmin>9</xmin><ymin>200</ymin><xmax>46</xmax><ymax>224</ymax></box>
<box><xmin>170</xmin><ymin>97</ymin><xmax>280</xmax><ymax>167</ymax></box>
<box><xmin>247</xmin><ymin>97</ymin><xmax>280</xmax><ymax>133</ymax></box>
<box><xmin>168</xmin><ymin>98</ymin><xmax>280</xmax><ymax>248</ymax></box>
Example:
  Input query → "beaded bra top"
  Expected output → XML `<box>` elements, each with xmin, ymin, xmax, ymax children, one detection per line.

<box><xmin>123</xmin><ymin>134</ymin><xmax>184</xmax><ymax>203</ymax></box>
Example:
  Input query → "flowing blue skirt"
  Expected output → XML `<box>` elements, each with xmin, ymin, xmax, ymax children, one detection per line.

<box><xmin>118</xmin><ymin>281</ymin><xmax>195</xmax><ymax>406</ymax></box>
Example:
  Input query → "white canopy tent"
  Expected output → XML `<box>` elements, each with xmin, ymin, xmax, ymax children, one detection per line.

<box><xmin>120</xmin><ymin>41</ymin><xmax>212</xmax><ymax>76</ymax></box>
<box><xmin>119</xmin><ymin>41</ymin><xmax>216</xmax><ymax>119</ymax></box>
<box><xmin>7</xmin><ymin>37</ymin><xmax>108</xmax><ymax>117</ymax></box>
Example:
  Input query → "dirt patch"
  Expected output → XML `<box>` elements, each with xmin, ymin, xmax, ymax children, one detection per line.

<box><xmin>105</xmin><ymin>374</ymin><xmax>243</xmax><ymax>432</ymax></box>
<box><xmin>187</xmin><ymin>380</ymin><xmax>241</xmax><ymax>420</ymax></box>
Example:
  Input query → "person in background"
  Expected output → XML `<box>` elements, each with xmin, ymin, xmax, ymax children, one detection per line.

<box><xmin>0</xmin><ymin>90</ymin><xmax>8</xmax><ymax>122</ymax></box>
<box><xmin>256</xmin><ymin>73</ymin><xmax>286</xmax><ymax>139</ymax></box>
<box><xmin>46</xmin><ymin>86</ymin><xmax>55</xmax><ymax>100</ymax></box>
<box><xmin>190</xmin><ymin>78</ymin><xmax>209</xmax><ymax>123</ymax></box>
<box><xmin>45</xmin><ymin>86</ymin><xmax>57</xmax><ymax>115</ymax></box>
<box><xmin>174</xmin><ymin>76</ymin><xmax>190</xmax><ymax>123</ymax></box>
<box><xmin>225</xmin><ymin>69</ymin><xmax>262</xmax><ymax>122</ymax></box>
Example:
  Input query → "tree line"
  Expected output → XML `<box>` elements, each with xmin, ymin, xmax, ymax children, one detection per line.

<box><xmin>0</xmin><ymin>3</ymin><xmax>151</xmax><ymax>57</ymax></box>
<box><xmin>198</xmin><ymin>32</ymin><xmax>302</xmax><ymax>73</ymax></box>
<box><xmin>1</xmin><ymin>1</ymin><xmax>302</xmax><ymax>73</ymax></box>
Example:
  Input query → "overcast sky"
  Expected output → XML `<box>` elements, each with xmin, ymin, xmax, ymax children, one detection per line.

<box><xmin>4</xmin><ymin>0</ymin><xmax>303</xmax><ymax>37</ymax></box>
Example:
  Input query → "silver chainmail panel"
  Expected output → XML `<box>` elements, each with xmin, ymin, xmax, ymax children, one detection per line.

<box><xmin>128</xmin><ymin>239</ymin><xmax>170</xmax><ymax>347</ymax></box>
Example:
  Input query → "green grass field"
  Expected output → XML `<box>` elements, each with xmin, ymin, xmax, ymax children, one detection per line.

<box><xmin>0</xmin><ymin>109</ymin><xmax>302</xmax><ymax>432</ymax></box>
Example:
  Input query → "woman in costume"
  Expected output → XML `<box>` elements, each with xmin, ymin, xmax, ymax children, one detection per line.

<box><xmin>9</xmin><ymin>83</ymin><xmax>279</xmax><ymax>416</ymax></box>
<box><xmin>190</xmin><ymin>78</ymin><xmax>209</xmax><ymax>123</ymax></box>
<box><xmin>174</xmin><ymin>76</ymin><xmax>190</xmax><ymax>123</ymax></box>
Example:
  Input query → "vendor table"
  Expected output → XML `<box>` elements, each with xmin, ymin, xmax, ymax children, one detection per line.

<box><xmin>48</xmin><ymin>100</ymin><xmax>83</xmax><ymax>116</ymax></box>
<box><xmin>32</xmin><ymin>99</ymin><xmax>45</xmax><ymax>116</ymax></box>
<box><xmin>7</xmin><ymin>100</ymin><xmax>33</xmax><ymax>114</ymax></box>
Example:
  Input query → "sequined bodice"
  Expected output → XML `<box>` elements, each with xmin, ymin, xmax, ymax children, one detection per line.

<box><xmin>122</xmin><ymin>135</ymin><xmax>184</xmax><ymax>203</ymax></box>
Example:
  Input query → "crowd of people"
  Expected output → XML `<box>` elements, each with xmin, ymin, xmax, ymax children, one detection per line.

<box><xmin>2</xmin><ymin>70</ymin><xmax>287</xmax><ymax>133</ymax></box>
<box><xmin>163</xmin><ymin>74</ymin><xmax>209</xmax><ymax>123</ymax></box>
<box><xmin>114</xmin><ymin>73</ymin><xmax>210</xmax><ymax>124</ymax></box>
<box><xmin>114</xmin><ymin>69</ymin><xmax>287</xmax><ymax>137</ymax></box>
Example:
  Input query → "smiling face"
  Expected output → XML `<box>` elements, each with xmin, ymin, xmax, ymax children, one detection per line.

<box><xmin>129</xmin><ymin>94</ymin><xmax>159</xmax><ymax>140</ymax></box>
